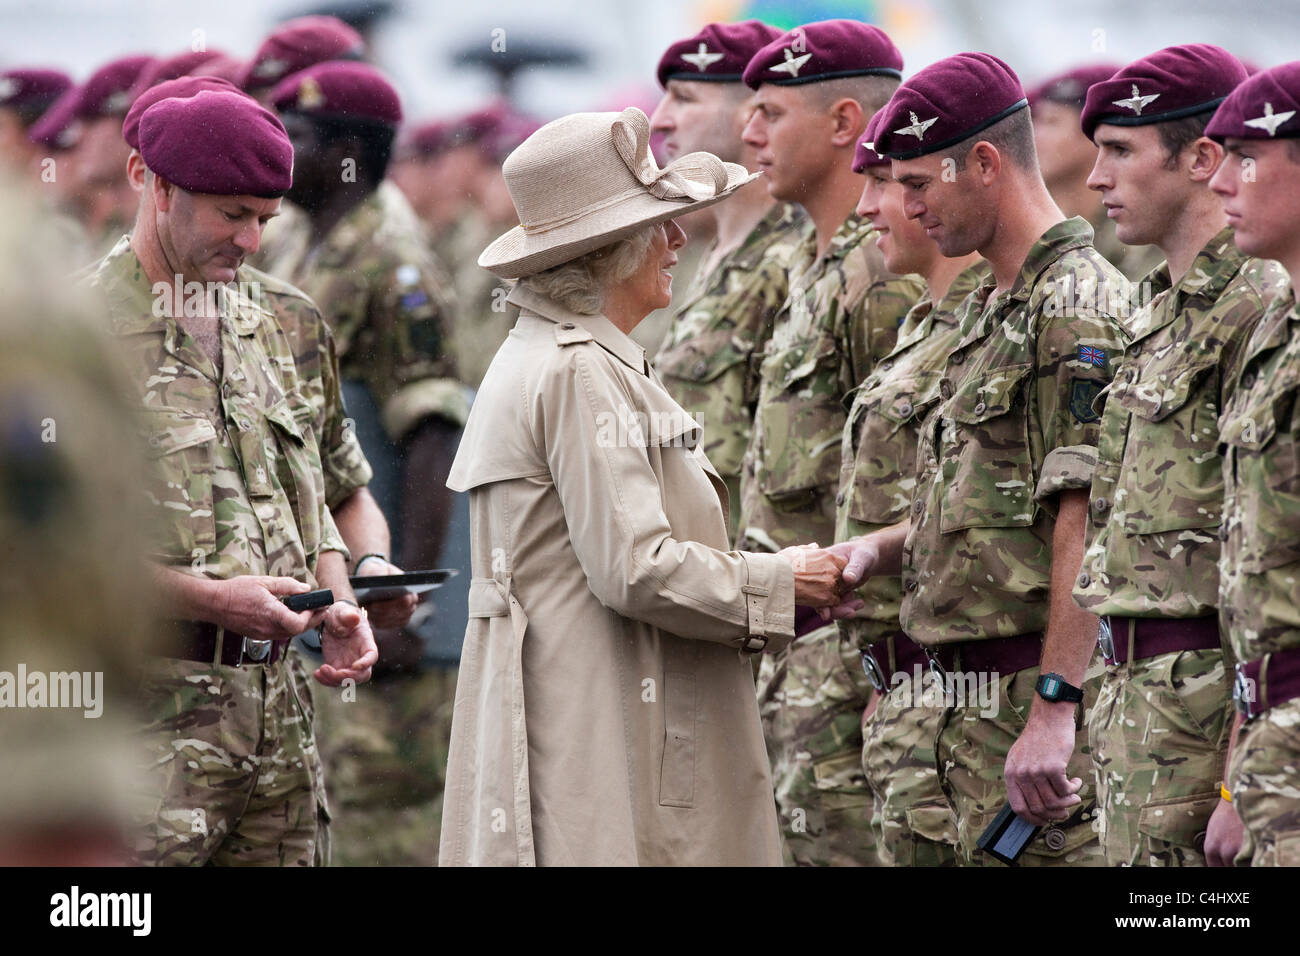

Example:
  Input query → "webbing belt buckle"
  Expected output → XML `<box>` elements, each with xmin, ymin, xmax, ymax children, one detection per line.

<box><xmin>860</xmin><ymin>648</ymin><xmax>887</xmax><ymax>693</ymax></box>
<box><xmin>926</xmin><ymin>649</ymin><xmax>948</xmax><ymax>683</ymax></box>
<box><xmin>1097</xmin><ymin>617</ymin><xmax>1116</xmax><ymax>665</ymax></box>
<box><xmin>242</xmin><ymin>638</ymin><xmax>273</xmax><ymax>663</ymax></box>
<box><xmin>1233</xmin><ymin>663</ymin><xmax>1258</xmax><ymax>721</ymax></box>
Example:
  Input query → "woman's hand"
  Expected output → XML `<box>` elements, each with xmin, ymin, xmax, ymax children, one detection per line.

<box><xmin>778</xmin><ymin>543</ymin><xmax>849</xmax><ymax>608</ymax></box>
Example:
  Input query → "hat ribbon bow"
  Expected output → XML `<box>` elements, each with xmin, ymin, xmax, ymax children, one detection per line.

<box><xmin>610</xmin><ymin>107</ymin><xmax>728</xmax><ymax>201</ymax></box>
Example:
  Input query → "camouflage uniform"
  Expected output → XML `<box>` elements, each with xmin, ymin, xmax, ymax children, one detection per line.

<box><xmin>1074</xmin><ymin>229</ymin><xmax>1286</xmax><ymax>866</ymax></box>
<box><xmin>259</xmin><ymin>181</ymin><xmax>465</xmax><ymax>867</ymax></box>
<box><xmin>84</xmin><ymin>237</ymin><xmax>346</xmax><ymax>866</ymax></box>
<box><xmin>1219</xmin><ymin>287</ymin><xmax>1300</xmax><ymax>867</ymax></box>
<box><xmin>740</xmin><ymin>213</ymin><xmax>923</xmax><ymax>865</ymax></box>
<box><xmin>1091</xmin><ymin>211</ymin><xmax>1164</xmax><ymax>284</ymax></box>
<box><xmin>836</xmin><ymin>261</ymin><xmax>990</xmax><ymax>866</ymax></box>
<box><xmin>438</xmin><ymin>209</ymin><xmax>517</xmax><ymax>390</ymax></box>
<box><xmin>901</xmin><ymin>217</ymin><xmax>1129</xmax><ymax>866</ymax></box>
<box><xmin>654</xmin><ymin>202</ymin><xmax>809</xmax><ymax>536</ymax></box>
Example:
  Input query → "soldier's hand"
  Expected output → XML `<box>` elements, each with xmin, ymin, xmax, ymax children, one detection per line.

<box><xmin>314</xmin><ymin>601</ymin><xmax>379</xmax><ymax>686</ymax></box>
<box><xmin>1204</xmin><ymin>797</ymin><xmax>1245</xmax><ymax>867</ymax></box>
<box><xmin>1004</xmin><ymin>707</ymin><xmax>1083</xmax><ymax>826</ymax></box>
<box><xmin>778</xmin><ymin>543</ymin><xmax>848</xmax><ymax>608</ymax></box>
<box><xmin>214</xmin><ymin>576</ymin><xmax>317</xmax><ymax>642</ymax></box>
<box><xmin>827</xmin><ymin>537</ymin><xmax>879</xmax><ymax>588</ymax></box>
<box><xmin>355</xmin><ymin>557</ymin><xmax>419</xmax><ymax>630</ymax></box>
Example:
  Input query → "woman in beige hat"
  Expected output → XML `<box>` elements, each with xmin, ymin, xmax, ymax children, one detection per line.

<box><xmin>439</xmin><ymin>107</ymin><xmax>856</xmax><ymax>866</ymax></box>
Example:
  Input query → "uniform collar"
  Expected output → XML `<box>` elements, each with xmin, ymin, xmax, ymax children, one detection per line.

<box><xmin>1126</xmin><ymin>227</ymin><xmax>1249</xmax><ymax>343</ymax></box>
<box><xmin>506</xmin><ymin>284</ymin><xmax>649</xmax><ymax>375</ymax></box>
<box><xmin>94</xmin><ymin>235</ymin><xmax>272</xmax><ymax>338</ymax></box>
<box><xmin>821</xmin><ymin>213</ymin><xmax>876</xmax><ymax>264</ymax></box>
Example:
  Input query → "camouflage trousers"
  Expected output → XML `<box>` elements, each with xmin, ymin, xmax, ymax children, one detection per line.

<box><xmin>313</xmin><ymin>661</ymin><xmax>457</xmax><ymax>866</ymax></box>
<box><xmin>1089</xmin><ymin>646</ymin><xmax>1231</xmax><ymax>866</ymax></box>
<box><xmin>937</xmin><ymin>662</ymin><xmax>1106</xmax><ymax>866</ymax></box>
<box><xmin>757</xmin><ymin>622</ymin><xmax>879</xmax><ymax>865</ymax></box>
<box><xmin>132</xmin><ymin>651</ymin><xmax>327</xmax><ymax>866</ymax></box>
<box><xmin>861</xmin><ymin>648</ymin><xmax>959</xmax><ymax>867</ymax></box>
<box><xmin>1228</xmin><ymin>698</ymin><xmax>1300</xmax><ymax>867</ymax></box>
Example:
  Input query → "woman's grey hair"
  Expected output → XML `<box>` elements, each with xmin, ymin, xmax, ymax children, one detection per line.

<box><xmin>515</xmin><ymin>225</ymin><xmax>656</xmax><ymax>315</ymax></box>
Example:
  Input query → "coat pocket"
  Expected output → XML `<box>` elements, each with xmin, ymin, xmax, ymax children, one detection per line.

<box><xmin>848</xmin><ymin>370</ymin><xmax>941</xmax><ymax>525</ymax></box>
<box><xmin>756</xmin><ymin>334</ymin><xmax>845</xmax><ymax>498</ymax></box>
<box><xmin>1221</xmin><ymin>388</ymin><xmax>1300</xmax><ymax>573</ymax></box>
<box><xmin>656</xmin><ymin>329</ymin><xmax>753</xmax><ymax>476</ymax></box>
<box><xmin>939</xmin><ymin>363</ymin><xmax>1036</xmax><ymax>533</ymax></box>
<box><xmin>1136</xmin><ymin>791</ymin><xmax>1220</xmax><ymax>854</ymax></box>
<box><xmin>659</xmin><ymin>670</ymin><xmax>697</xmax><ymax>808</ymax></box>
<box><xmin>136</xmin><ymin>406</ymin><xmax>218</xmax><ymax>561</ymax></box>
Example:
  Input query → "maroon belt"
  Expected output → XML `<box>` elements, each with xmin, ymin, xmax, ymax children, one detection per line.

<box><xmin>1235</xmin><ymin>646</ymin><xmax>1300</xmax><ymax>719</ymax></box>
<box><xmin>1099</xmin><ymin>615</ymin><xmax>1221</xmax><ymax>665</ymax></box>
<box><xmin>860</xmin><ymin>632</ymin><xmax>929</xmax><ymax>691</ymax></box>
<box><xmin>162</xmin><ymin>621</ymin><xmax>285</xmax><ymax>667</ymax></box>
<box><xmin>927</xmin><ymin>632</ymin><xmax>1044</xmax><ymax>680</ymax></box>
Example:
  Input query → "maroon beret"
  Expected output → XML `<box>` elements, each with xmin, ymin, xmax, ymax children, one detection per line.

<box><xmin>853</xmin><ymin>110</ymin><xmax>889</xmax><ymax>173</ymax></box>
<box><xmin>241</xmin><ymin>15</ymin><xmax>364</xmax><ymax>92</ymax></box>
<box><xmin>1028</xmin><ymin>63</ymin><xmax>1119</xmax><ymax>110</ymax></box>
<box><xmin>189</xmin><ymin>54</ymin><xmax>246</xmax><ymax>84</ymax></box>
<box><xmin>657</xmin><ymin>20</ymin><xmax>783</xmax><ymax>88</ymax></box>
<box><xmin>131</xmin><ymin>50</ymin><xmax>229</xmax><ymax>97</ymax></box>
<box><xmin>73</xmin><ymin>54</ymin><xmax>156</xmax><ymax>118</ymax></box>
<box><xmin>742</xmin><ymin>19</ymin><xmax>903</xmax><ymax>89</ymax></box>
<box><xmin>0</xmin><ymin>69</ymin><xmax>73</xmax><ymax>118</ymax></box>
<box><xmin>1207</xmin><ymin>61</ymin><xmax>1300</xmax><ymax>142</ymax></box>
<box><xmin>270</xmin><ymin>60</ymin><xmax>402</xmax><ymax>125</ymax></box>
<box><xmin>400</xmin><ymin>105</ymin><xmax>502</xmax><ymax>159</ymax></box>
<box><xmin>122</xmin><ymin>75</ymin><xmax>243</xmax><ymax>150</ymax></box>
<box><xmin>1081</xmin><ymin>45</ymin><xmax>1245</xmax><ymax>141</ymax></box>
<box><xmin>872</xmin><ymin>52</ymin><xmax>1027</xmax><ymax>160</ymax></box>
<box><xmin>26</xmin><ymin>90</ymin><xmax>79</xmax><ymax>149</ymax></box>
<box><xmin>138</xmin><ymin>89</ymin><xmax>293</xmax><ymax>198</ymax></box>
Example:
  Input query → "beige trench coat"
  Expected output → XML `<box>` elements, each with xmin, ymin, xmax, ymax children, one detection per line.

<box><xmin>440</xmin><ymin>285</ymin><xmax>796</xmax><ymax>866</ymax></box>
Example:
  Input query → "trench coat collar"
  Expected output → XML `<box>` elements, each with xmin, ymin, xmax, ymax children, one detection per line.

<box><xmin>506</xmin><ymin>284</ymin><xmax>649</xmax><ymax>375</ymax></box>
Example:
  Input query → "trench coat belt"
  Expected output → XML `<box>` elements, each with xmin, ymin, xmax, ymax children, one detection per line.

<box><xmin>467</xmin><ymin>576</ymin><xmax>536</xmax><ymax>865</ymax></box>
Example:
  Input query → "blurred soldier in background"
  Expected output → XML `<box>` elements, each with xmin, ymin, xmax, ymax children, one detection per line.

<box><xmin>0</xmin><ymin>68</ymin><xmax>71</xmax><ymax>175</ymax></box>
<box><xmin>240</xmin><ymin>14</ymin><xmax>365</xmax><ymax>105</ymax></box>
<box><xmin>0</xmin><ymin>188</ymin><xmax>154</xmax><ymax>866</ymax></box>
<box><xmin>1029</xmin><ymin>64</ymin><xmax>1163</xmax><ymax>282</ymax></box>
<box><xmin>738</xmin><ymin>19</ymin><xmax>923</xmax><ymax>866</ymax></box>
<box><xmin>1074</xmin><ymin>46</ymin><xmax>1284</xmax><ymax>866</ymax></box>
<box><xmin>648</xmin><ymin>20</ymin><xmax>810</xmax><ymax>539</ymax></box>
<box><xmin>263</xmin><ymin>60</ymin><xmax>464</xmax><ymax>865</ymax></box>
<box><xmin>837</xmin><ymin>119</ymin><xmax>985</xmax><ymax>866</ymax></box>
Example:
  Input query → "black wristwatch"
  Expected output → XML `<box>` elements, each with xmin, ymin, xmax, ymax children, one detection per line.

<box><xmin>1035</xmin><ymin>672</ymin><xmax>1084</xmax><ymax>704</ymax></box>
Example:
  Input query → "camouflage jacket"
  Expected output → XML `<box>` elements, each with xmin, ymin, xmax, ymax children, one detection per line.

<box><xmin>1075</xmin><ymin>229</ymin><xmax>1287</xmax><ymax>620</ymax></box>
<box><xmin>83</xmin><ymin>237</ymin><xmax>346</xmax><ymax>581</ymax></box>
<box><xmin>836</xmin><ymin>261</ymin><xmax>991</xmax><ymax>649</ymax></box>
<box><xmin>259</xmin><ymin>181</ymin><xmax>467</xmax><ymax>441</ymax></box>
<box><xmin>737</xmin><ymin>213</ymin><xmax>923</xmax><ymax>552</ymax></box>
<box><xmin>654</xmin><ymin>203</ymin><xmax>809</xmax><ymax>524</ymax></box>
<box><xmin>440</xmin><ymin>209</ymin><xmax>517</xmax><ymax>389</ymax></box>
<box><xmin>900</xmin><ymin>218</ymin><xmax>1129</xmax><ymax>647</ymax></box>
<box><xmin>1218</xmin><ymin>288</ymin><xmax>1300</xmax><ymax>661</ymax></box>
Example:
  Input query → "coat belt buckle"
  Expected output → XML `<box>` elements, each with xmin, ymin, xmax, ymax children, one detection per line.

<box><xmin>860</xmin><ymin>649</ymin><xmax>887</xmax><ymax>693</ymax></box>
<box><xmin>1233</xmin><ymin>663</ymin><xmax>1257</xmax><ymax>721</ymax></box>
<box><xmin>1097</xmin><ymin>617</ymin><xmax>1116</xmax><ymax>665</ymax></box>
<box><xmin>242</xmin><ymin>637</ymin><xmax>273</xmax><ymax>664</ymax></box>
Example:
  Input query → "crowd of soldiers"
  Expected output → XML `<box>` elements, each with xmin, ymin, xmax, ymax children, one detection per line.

<box><xmin>3</xmin><ymin>11</ymin><xmax>1300</xmax><ymax>868</ymax></box>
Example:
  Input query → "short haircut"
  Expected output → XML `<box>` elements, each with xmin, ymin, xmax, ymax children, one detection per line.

<box><xmin>936</xmin><ymin>105</ymin><xmax>1037</xmax><ymax>171</ymax></box>
<box><xmin>300</xmin><ymin>114</ymin><xmax>397</xmax><ymax>184</ymax></box>
<box><xmin>805</xmin><ymin>74</ymin><xmax>900</xmax><ymax>119</ymax></box>
<box><xmin>1155</xmin><ymin>110</ymin><xmax>1214</xmax><ymax>169</ymax></box>
<box><xmin>516</xmin><ymin>226</ymin><xmax>656</xmax><ymax>315</ymax></box>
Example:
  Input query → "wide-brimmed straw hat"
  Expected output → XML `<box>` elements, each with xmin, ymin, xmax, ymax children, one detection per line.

<box><xmin>479</xmin><ymin>106</ymin><xmax>757</xmax><ymax>278</ymax></box>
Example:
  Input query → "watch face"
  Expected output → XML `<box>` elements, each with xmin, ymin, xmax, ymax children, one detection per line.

<box><xmin>1040</xmin><ymin>675</ymin><xmax>1062</xmax><ymax>699</ymax></box>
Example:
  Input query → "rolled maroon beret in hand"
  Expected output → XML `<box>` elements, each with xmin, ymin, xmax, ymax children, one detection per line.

<box><xmin>1206</xmin><ymin>61</ymin><xmax>1300</xmax><ymax>141</ymax></box>
<box><xmin>241</xmin><ymin>15</ymin><xmax>364</xmax><ymax>92</ymax></box>
<box><xmin>270</xmin><ymin>60</ymin><xmax>402</xmax><ymax>125</ymax></box>
<box><xmin>1080</xmin><ymin>44</ymin><xmax>1246</xmax><ymax>141</ymax></box>
<box><xmin>742</xmin><ymin>19</ymin><xmax>903</xmax><ymax>89</ymax></box>
<box><xmin>853</xmin><ymin>110</ymin><xmax>890</xmax><ymax>173</ymax></box>
<box><xmin>872</xmin><ymin>52</ymin><xmax>1027</xmax><ymax>160</ymax></box>
<box><xmin>1027</xmin><ymin>64</ymin><xmax>1118</xmax><ymax>110</ymax></box>
<box><xmin>122</xmin><ymin>75</ymin><xmax>243</xmax><ymax>150</ymax></box>
<box><xmin>657</xmin><ymin>20</ymin><xmax>783</xmax><ymax>88</ymax></box>
<box><xmin>138</xmin><ymin>89</ymin><xmax>293</xmax><ymax>198</ymax></box>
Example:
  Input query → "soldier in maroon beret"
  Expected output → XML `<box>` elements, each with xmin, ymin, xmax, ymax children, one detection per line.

<box><xmin>839</xmin><ymin>51</ymin><xmax>1131</xmax><ymax>867</ymax></box>
<box><xmin>241</xmin><ymin>14</ymin><xmax>365</xmax><ymax>103</ymax></box>
<box><xmin>263</xmin><ymin>59</ymin><xmax>467</xmax><ymax>866</ymax></box>
<box><xmin>0</xmin><ymin>68</ymin><xmax>71</xmax><ymax>173</ymax></box>
<box><xmin>1026</xmin><ymin>64</ymin><xmax>1161</xmax><ymax>280</ymax></box>
<box><xmin>1074</xmin><ymin>45</ymin><xmax>1288</xmax><ymax>869</ymax></box>
<box><xmin>1203</xmin><ymin>61</ymin><xmax>1300</xmax><ymax>869</ymax></box>
<box><xmin>130</xmin><ymin>49</ymin><xmax>229</xmax><ymax>96</ymax></box>
<box><xmin>739</xmin><ymin>18</ymin><xmax>924</xmax><ymax>868</ymax></box>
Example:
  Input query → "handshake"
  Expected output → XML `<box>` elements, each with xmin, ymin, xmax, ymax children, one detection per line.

<box><xmin>776</xmin><ymin>537</ymin><xmax>881</xmax><ymax>624</ymax></box>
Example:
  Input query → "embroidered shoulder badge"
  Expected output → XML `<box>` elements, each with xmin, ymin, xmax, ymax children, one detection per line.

<box><xmin>1069</xmin><ymin>378</ymin><xmax>1103</xmax><ymax>424</ymax></box>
